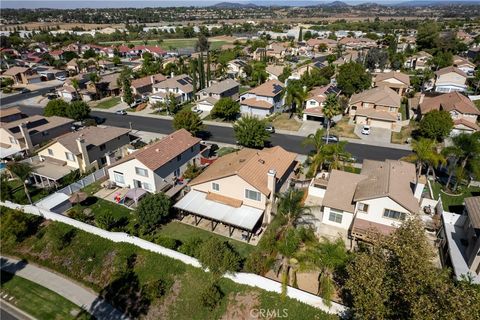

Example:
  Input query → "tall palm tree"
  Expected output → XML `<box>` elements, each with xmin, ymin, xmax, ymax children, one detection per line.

<box><xmin>71</xmin><ymin>78</ymin><xmax>80</xmax><ymax>99</ymax></box>
<box><xmin>88</xmin><ymin>72</ymin><xmax>101</xmax><ymax>99</ymax></box>
<box><xmin>322</xmin><ymin>94</ymin><xmax>342</xmax><ymax>144</ymax></box>
<box><xmin>405</xmin><ymin>138</ymin><xmax>445</xmax><ymax>182</ymax></box>
<box><xmin>302</xmin><ymin>128</ymin><xmax>326</xmax><ymax>177</ymax></box>
<box><xmin>323</xmin><ymin>141</ymin><xmax>352</xmax><ymax>171</ymax></box>
<box><xmin>283</xmin><ymin>82</ymin><xmax>307</xmax><ymax>116</ymax></box>
<box><xmin>7</xmin><ymin>162</ymin><xmax>33</xmax><ymax>204</ymax></box>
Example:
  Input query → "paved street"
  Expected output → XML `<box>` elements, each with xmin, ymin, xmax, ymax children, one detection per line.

<box><xmin>18</xmin><ymin>105</ymin><xmax>412</xmax><ymax>162</ymax></box>
<box><xmin>0</xmin><ymin>257</ymin><xmax>127</xmax><ymax>320</ymax></box>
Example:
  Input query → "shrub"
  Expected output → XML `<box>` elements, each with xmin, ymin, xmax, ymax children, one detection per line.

<box><xmin>200</xmin><ymin>282</ymin><xmax>223</xmax><ymax>310</ymax></box>
<box><xmin>48</xmin><ymin>225</ymin><xmax>77</xmax><ymax>250</ymax></box>
<box><xmin>178</xmin><ymin>237</ymin><xmax>204</xmax><ymax>257</ymax></box>
<box><xmin>143</xmin><ymin>278</ymin><xmax>173</xmax><ymax>300</ymax></box>
<box><xmin>155</xmin><ymin>236</ymin><xmax>180</xmax><ymax>250</ymax></box>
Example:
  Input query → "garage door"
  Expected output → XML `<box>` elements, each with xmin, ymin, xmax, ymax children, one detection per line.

<box><xmin>306</xmin><ymin>115</ymin><xmax>324</xmax><ymax>122</ymax></box>
<box><xmin>370</xmin><ymin>119</ymin><xmax>393</xmax><ymax>129</ymax></box>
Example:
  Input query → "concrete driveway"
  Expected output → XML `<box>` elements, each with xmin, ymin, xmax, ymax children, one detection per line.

<box><xmin>354</xmin><ymin>124</ymin><xmax>392</xmax><ymax>145</ymax></box>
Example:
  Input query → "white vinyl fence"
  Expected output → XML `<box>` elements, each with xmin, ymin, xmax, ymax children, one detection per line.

<box><xmin>1</xmin><ymin>200</ymin><xmax>347</xmax><ymax>317</ymax></box>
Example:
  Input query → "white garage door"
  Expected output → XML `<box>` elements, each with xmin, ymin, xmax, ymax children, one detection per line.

<box><xmin>370</xmin><ymin>119</ymin><xmax>393</xmax><ymax>129</ymax></box>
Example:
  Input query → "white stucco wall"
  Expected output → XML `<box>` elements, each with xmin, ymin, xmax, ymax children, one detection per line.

<box><xmin>354</xmin><ymin>197</ymin><xmax>411</xmax><ymax>228</ymax></box>
<box><xmin>321</xmin><ymin>206</ymin><xmax>354</xmax><ymax>230</ymax></box>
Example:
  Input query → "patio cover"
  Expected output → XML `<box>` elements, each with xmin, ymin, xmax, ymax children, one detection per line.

<box><xmin>124</xmin><ymin>188</ymin><xmax>148</xmax><ymax>201</ymax></box>
<box><xmin>0</xmin><ymin>144</ymin><xmax>22</xmax><ymax>159</ymax></box>
<box><xmin>173</xmin><ymin>190</ymin><xmax>264</xmax><ymax>231</ymax></box>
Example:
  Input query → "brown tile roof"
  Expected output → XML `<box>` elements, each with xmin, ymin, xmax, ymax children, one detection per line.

<box><xmin>465</xmin><ymin>196</ymin><xmax>480</xmax><ymax>229</ymax></box>
<box><xmin>189</xmin><ymin>146</ymin><xmax>297</xmax><ymax>196</ymax></box>
<box><xmin>131</xmin><ymin>73</ymin><xmax>166</xmax><ymax>89</ymax></box>
<box><xmin>354</xmin><ymin>160</ymin><xmax>419</xmax><ymax>213</ymax></box>
<box><xmin>206</xmin><ymin>192</ymin><xmax>243</xmax><ymax>208</ymax></box>
<box><xmin>350</xmin><ymin>86</ymin><xmax>401</xmax><ymax>108</ymax></box>
<box><xmin>53</xmin><ymin>126</ymin><xmax>130</xmax><ymax>155</ymax></box>
<box><xmin>247</xmin><ymin>79</ymin><xmax>284</xmax><ymax>97</ymax></box>
<box><xmin>421</xmin><ymin>92</ymin><xmax>480</xmax><ymax>116</ymax></box>
<box><xmin>266</xmin><ymin>65</ymin><xmax>284</xmax><ymax>77</ymax></box>
<box><xmin>3</xmin><ymin>66</ymin><xmax>30</xmax><ymax>76</ymax></box>
<box><xmin>1</xmin><ymin>115</ymin><xmax>73</xmax><ymax>139</ymax></box>
<box><xmin>352</xmin><ymin>218</ymin><xmax>396</xmax><ymax>236</ymax></box>
<box><xmin>453</xmin><ymin>118</ymin><xmax>480</xmax><ymax>131</ymax></box>
<box><xmin>0</xmin><ymin>107</ymin><xmax>22</xmax><ymax>118</ymax></box>
<box><xmin>375</xmin><ymin>71</ymin><xmax>410</xmax><ymax>86</ymax></box>
<box><xmin>435</xmin><ymin>66</ymin><xmax>467</xmax><ymax>78</ymax></box>
<box><xmin>124</xmin><ymin>129</ymin><xmax>201</xmax><ymax>171</ymax></box>
<box><xmin>202</xmin><ymin>78</ymin><xmax>239</xmax><ymax>95</ymax></box>
<box><xmin>153</xmin><ymin>74</ymin><xmax>193</xmax><ymax>94</ymax></box>
<box><xmin>241</xmin><ymin>98</ymin><xmax>273</xmax><ymax>109</ymax></box>
<box><xmin>303</xmin><ymin>107</ymin><xmax>324</xmax><ymax>116</ymax></box>
<box><xmin>323</xmin><ymin>170</ymin><xmax>367</xmax><ymax>212</ymax></box>
<box><xmin>355</xmin><ymin>108</ymin><xmax>397</xmax><ymax>122</ymax></box>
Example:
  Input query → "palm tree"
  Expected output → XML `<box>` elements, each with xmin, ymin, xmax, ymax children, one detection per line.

<box><xmin>442</xmin><ymin>133</ymin><xmax>480</xmax><ymax>190</ymax></box>
<box><xmin>322</xmin><ymin>94</ymin><xmax>342</xmax><ymax>145</ymax></box>
<box><xmin>323</xmin><ymin>141</ymin><xmax>352</xmax><ymax>171</ymax></box>
<box><xmin>283</xmin><ymin>83</ymin><xmax>307</xmax><ymax>116</ymax></box>
<box><xmin>404</xmin><ymin>138</ymin><xmax>445</xmax><ymax>182</ymax></box>
<box><xmin>302</xmin><ymin>128</ymin><xmax>326</xmax><ymax>177</ymax></box>
<box><xmin>7</xmin><ymin>162</ymin><xmax>33</xmax><ymax>204</ymax></box>
<box><xmin>88</xmin><ymin>72</ymin><xmax>101</xmax><ymax>100</ymax></box>
<box><xmin>276</xmin><ymin>189</ymin><xmax>311</xmax><ymax>298</ymax></box>
<box><xmin>71</xmin><ymin>78</ymin><xmax>80</xmax><ymax>100</ymax></box>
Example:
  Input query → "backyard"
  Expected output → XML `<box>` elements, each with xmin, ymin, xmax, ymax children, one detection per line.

<box><xmin>0</xmin><ymin>271</ymin><xmax>92</xmax><ymax>320</ymax></box>
<box><xmin>431</xmin><ymin>181</ymin><xmax>480</xmax><ymax>213</ymax></box>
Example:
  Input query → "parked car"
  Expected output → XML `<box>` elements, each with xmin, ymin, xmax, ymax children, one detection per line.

<box><xmin>322</xmin><ymin>135</ymin><xmax>339</xmax><ymax>143</ymax></box>
<box><xmin>115</xmin><ymin>109</ymin><xmax>127</xmax><ymax>115</ymax></box>
<box><xmin>56</xmin><ymin>76</ymin><xmax>66</xmax><ymax>81</ymax></box>
<box><xmin>20</xmin><ymin>88</ymin><xmax>31</xmax><ymax>94</ymax></box>
<box><xmin>265</xmin><ymin>124</ymin><xmax>275</xmax><ymax>133</ymax></box>
<box><xmin>361</xmin><ymin>125</ymin><xmax>371</xmax><ymax>135</ymax></box>
<box><xmin>192</xmin><ymin>107</ymin><xmax>202</xmax><ymax>114</ymax></box>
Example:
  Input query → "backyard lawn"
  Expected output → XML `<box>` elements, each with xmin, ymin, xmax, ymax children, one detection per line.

<box><xmin>431</xmin><ymin>181</ymin><xmax>480</xmax><ymax>213</ymax></box>
<box><xmin>0</xmin><ymin>271</ymin><xmax>92</xmax><ymax>320</ymax></box>
<box><xmin>94</xmin><ymin>97</ymin><xmax>122</xmax><ymax>109</ymax></box>
<box><xmin>157</xmin><ymin>221</ymin><xmax>255</xmax><ymax>258</ymax></box>
<box><xmin>269</xmin><ymin>113</ymin><xmax>302</xmax><ymax>131</ymax></box>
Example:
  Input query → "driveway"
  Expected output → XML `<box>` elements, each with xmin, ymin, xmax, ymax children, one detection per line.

<box><xmin>354</xmin><ymin>124</ymin><xmax>391</xmax><ymax>145</ymax></box>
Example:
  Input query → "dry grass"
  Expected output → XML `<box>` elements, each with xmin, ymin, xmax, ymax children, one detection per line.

<box><xmin>391</xmin><ymin>121</ymin><xmax>417</xmax><ymax>144</ymax></box>
<box><xmin>330</xmin><ymin>117</ymin><xmax>359</xmax><ymax>139</ymax></box>
<box><xmin>270</xmin><ymin>113</ymin><xmax>302</xmax><ymax>131</ymax></box>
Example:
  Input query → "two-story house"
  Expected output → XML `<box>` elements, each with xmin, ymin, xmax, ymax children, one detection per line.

<box><xmin>439</xmin><ymin>196</ymin><xmax>480</xmax><ymax>283</ymax></box>
<box><xmin>174</xmin><ymin>146</ymin><xmax>297</xmax><ymax>238</ymax></box>
<box><xmin>434</xmin><ymin>66</ymin><xmax>468</xmax><ymax>93</ymax></box>
<box><xmin>196</xmin><ymin>79</ymin><xmax>240</xmax><ymax>112</ymax></box>
<box><xmin>303</xmin><ymin>85</ymin><xmax>341</xmax><ymax>122</ymax></box>
<box><xmin>453</xmin><ymin>55</ymin><xmax>476</xmax><ymax>76</ymax></box>
<box><xmin>319</xmin><ymin>159</ymin><xmax>421</xmax><ymax>244</ymax></box>
<box><xmin>107</xmin><ymin>129</ymin><xmax>201</xmax><ymax>193</ymax></box>
<box><xmin>240</xmin><ymin>80</ymin><xmax>285</xmax><ymax>118</ymax></box>
<box><xmin>37</xmin><ymin>126</ymin><xmax>131</xmax><ymax>173</ymax></box>
<box><xmin>419</xmin><ymin>92</ymin><xmax>480</xmax><ymax>135</ymax></box>
<box><xmin>373</xmin><ymin>71</ymin><xmax>410</xmax><ymax>96</ymax></box>
<box><xmin>0</xmin><ymin>115</ymin><xmax>74</xmax><ymax>157</ymax></box>
<box><xmin>130</xmin><ymin>73</ymin><xmax>166</xmax><ymax>97</ymax></box>
<box><xmin>0</xmin><ymin>107</ymin><xmax>23</xmax><ymax>123</ymax></box>
<box><xmin>150</xmin><ymin>74</ymin><xmax>194</xmax><ymax>104</ymax></box>
<box><xmin>348</xmin><ymin>86</ymin><xmax>401</xmax><ymax>130</ymax></box>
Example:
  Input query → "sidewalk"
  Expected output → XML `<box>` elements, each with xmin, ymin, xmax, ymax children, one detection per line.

<box><xmin>94</xmin><ymin>106</ymin><xmax>412</xmax><ymax>151</ymax></box>
<box><xmin>0</xmin><ymin>256</ymin><xmax>128</xmax><ymax>320</ymax></box>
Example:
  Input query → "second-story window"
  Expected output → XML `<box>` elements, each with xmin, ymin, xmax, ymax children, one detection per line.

<box><xmin>383</xmin><ymin>209</ymin><xmax>406</xmax><ymax>221</ymax></box>
<box><xmin>357</xmin><ymin>203</ymin><xmax>369</xmax><ymax>213</ymax></box>
<box><xmin>48</xmin><ymin>149</ymin><xmax>54</xmax><ymax>156</ymax></box>
<box><xmin>65</xmin><ymin>152</ymin><xmax>75</xmax><ymax>161</ymax></box>
<box><xmin>212</xmin><ymin>182</ymin><xmax>219</xmax><ymax>191</ymax></box>
<box><xmin>135</xmin><ymin>167</ymin><xmax>148</xmax><ymax>177</ymax></box>
<box><xmin>177</xmin><ymin>154</ymin><xmax>182</xmax><ymax>161</ymax></box>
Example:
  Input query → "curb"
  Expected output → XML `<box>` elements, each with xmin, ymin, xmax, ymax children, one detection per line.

<box><xmin>0</xmin><ymin>299</ymin><xmax>36</xmax><ymax>320</ymax></box>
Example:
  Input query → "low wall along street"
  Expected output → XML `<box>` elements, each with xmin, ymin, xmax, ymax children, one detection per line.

<box><xmin>1</xmin><ymin>200</ymin><xmax>347</xmax><ymax>316</ymax></box>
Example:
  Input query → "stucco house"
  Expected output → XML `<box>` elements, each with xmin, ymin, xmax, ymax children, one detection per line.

<box><xmin>198</xmin><ymin>78</ymin><xmax>240</xmax><ymax>107</ymax></box>
<box><xmin>418</xmin><ymin>92</ymin><xmax>480</xmax><ymax>135</ymax></box>
<box><xmin>348</xmin><ymin>86</ymin><xmax>401</xmax><ymax>129</ymax></box>
<box><xmin>37</xmin><ymin>126</ymin><xmax>131</xmax><ymax>174</ymax></box>
<box><xmin>453</xmin><ymin>55</ymin><xmax>476</xmax><ymax>76</ymax></box>
<box><xmin>174</xmin><ymin>146</ymin><xmax>297</xmax><ymax>239</ymax></box>
<box><xmin>151</xmin><ymin>74</ymin><xmax>194</xmax><ymax>104</ymax></box>
<box><xmin>373</xmin><ymin>71</ymin><xmax>410</xmax><ymax>96</ymax></box>
<box><xmin>107</xmin><ymin>129</ymin><xmax>201</xmax><ymax>193</ymax></box>
<box><xmin>434</xmin><ymin>66</ymin><xmax>468</xmax><ymax>93</ymax></box>
<box><xmin>313</xmin><ymin>159</ymin><xmax>422</xmax><ymax>244</ymax></box>
<box><xmin>131</xmin><ymin>73</ymin><xmax>166</xmax><ymax>97</ymax></box>
<box><xmin>303</xmin><ymin>85</ymin><xmax>341</xmax><ymax>122</ymax></box>
<box><xmin>240</xmin><ymin>79</ymin><xmax>285</xmax><ymax>118</ymax></box>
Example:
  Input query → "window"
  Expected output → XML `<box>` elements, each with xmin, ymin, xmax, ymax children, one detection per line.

<box><xmin>176</xmin><ymin>154</ymin><xmax>182</xmax><ymax>161</ymax></box>
<box><xmin>135</xmin><ymin>167</ymin><xmax>148</xmax><ymax>177</ymax></box>
<box><xmin>47</xmin><ymin>149</ymin><xmax>54</xmax><ymax>156</ymax></box>
<box><xmin>9</xmin><ymin>137</ymin><xmax>16</xmax><ymax>144</ymax></box>
<box><xmin>357</xmin><ymin>203</ymin><xmax>369</xmax><ymax>213</ymax></box>
<box><xmin>245</xmin><ymin>189</ymin><xmax>261</xmax><ymax>201</ymax></box>
<box><xmin>65</xmin><ymin>152</ymin><xmax>75</xmax><ymax>161</ymax></box>
<box><xmin>99</xmin><ymin>144</ymin><xmax>106</xmax><ymax>151</ymax></box>
<box><xmin>113</xmin><ymin>171</ymin><xmax>125</xmax><ymax>184</ymax></box>
<box><xmin>42</xmin><ymin>131</ymin><xmax>49</xmax><ymax>136</ymax></box>
<box><xmin>190</xmin><ymin>146</ymin><xmax>194</xmax><ymax>152</ymax></box>
<box><xmin>383</xmin><ymin>209</ymin><xmax>406</xmax><ymax>221</ymax></box>
<box><xmin>328</xmin><ymin>210</ymin><xmax>343</xmax><ymax>224</ymax></box>
<box><xmin>143</xmin><ymin>182</ymin><xmax>152</xmax><ymax>191</ymax></box>
<box><xmin>212</xmin><ymin>182</ymin><xmax>219</xmax><ymax>191</ymax></box>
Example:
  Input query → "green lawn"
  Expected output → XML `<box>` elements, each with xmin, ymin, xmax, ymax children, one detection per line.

<box><xmin>99</xmin><ymin>38</ymin><xmax>228</xmax><ymax>50</ymax></box>
<box><xmin>95</xmin><ymin>97</ymin><xmax>122</xmax><ymax>109</ymax></box>
<box><xmin>158</xmin><ymin>221</ymin><xmax>255</xmax><ymax>258</ymax></box>
<box><xmin>431</xmin><ymin>181</ymin><xmax>480</xmax><ymax>213</ymax></box>
<box><xmin>1</xmin><ymin>208</ymin><xmax>335</xmax><ymax>320</ymax></box>
<box><xmin>0</xmin><ymin>271</ymin><xmax>92</xmax><ymax>320</ymax></box>
<box><xmin>79</xmin><ymin>197</ymin><xmax>132</xmax><ymax>219</ymax></box>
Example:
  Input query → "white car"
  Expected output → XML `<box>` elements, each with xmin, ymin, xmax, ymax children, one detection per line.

<box><xmin>361</xmin><ymin>125</ymin><xmax>371</xmax><ymax>135</ymax></box>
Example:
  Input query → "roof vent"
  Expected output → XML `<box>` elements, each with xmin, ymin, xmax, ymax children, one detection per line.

<box><xmin>258</xmin><ymin>159</ymin><xmax>265</xmax><ymax>164</ymax></box>
<box><xmin>155</xmin><ymin>148</ymin><xmax>160</xmax><ymax>152</ymax></box>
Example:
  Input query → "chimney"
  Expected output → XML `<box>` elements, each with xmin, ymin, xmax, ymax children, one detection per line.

<box><xmin>19</xmin><ymin>123</ymin><xmax>33</xmax><ymax>153</ymax></box>
<box><xmin>264</xmin><ymin>169</ymin><xmax>276</xmax><ymax>224</ymax></box>
<box><xmin>170</xmin><ymin>72</ymin><xmax>174</xmax><ymax>78</ymax></box>
<box><xmin>150</xmin><ymin>75</ymin><xmax>154</xmax><ymax>85</ymax></box>
<box><xmin>76</xmin><ymin>137</ymin><xmax>90</xmax><ymax>173</ymax></box>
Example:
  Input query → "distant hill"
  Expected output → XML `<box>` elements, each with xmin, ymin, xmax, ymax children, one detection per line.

<box><xmin>394</xmin><ymin>0</ymin><xmax>480</xmax><ymax>7</ymax></box>
<box><xmin>211</xmin><ymin>2</ymin><xmax>258</xmax><ymax>8</ymax></box>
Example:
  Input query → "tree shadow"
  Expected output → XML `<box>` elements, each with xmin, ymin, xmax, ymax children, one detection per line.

<box><xmin>0</xmin><ymin>258</ymin><xmax>28</xmax><ymax>285</ymax></box>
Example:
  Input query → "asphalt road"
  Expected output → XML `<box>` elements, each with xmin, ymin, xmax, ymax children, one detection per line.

<box><xmin>18</xmin><ymin>105</ymin><xmax>412</xmax><ymax>162</ymax></box>
<box><xmin>0</xmin><ymin>87</ymin><xmax>54</xmax><ymax>106</ymax></box>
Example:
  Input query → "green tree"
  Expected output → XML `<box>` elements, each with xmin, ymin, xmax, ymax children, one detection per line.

<box><xmin>66</xmin><ymin>101</ymin><xmax>91</xmax><ymax>121</ymax></box>
<box><xmin>302</xmin><ymin>128</ymin><xmax>326</xmax><ymax>177</ymax></box>
<box><xmin>136</xmin><ymin>193</ymin><xmax>171</xmax><ymax>234</ymax></box>
<box><xmin>71</xmin><ymin>78</ymin><xmax>80</xmax><ymax>98</ymax></box>
<box><xmin>0</xmin><ymin>208</ymin><xmax>38</xmax><ymax>243</ymax></box>
<box><xmin>404</xmin><ymin>138</ymin><xmax>445</xmax><ymax>181</ymax></box>
<box><xmin>87</xmin><ymin>72</ymin><xmax>101</xmax><ymax>99</ymax></box>
<box><xmin>7</xmin><ymin>162</ymin><xmax>33</xmax><ymax>204</ymax></box>
<box><xmin>44</xmin><ymin>99</ymin><xmax>69</xmax><ymax>117</ymax></box>
<box><xmin>173</xmin><ymin>109</ymin><xmax>203</xmax><ymax>136</ymax></box>
<box><xmin>82</xmin><ymin>48</ymin><xmax>97</xmax><ymax>59</ymax></box>
<box><xmin>346</xmin><ymin>219</ymin><xmax>480</xmax><ymax>320</ymax></box>
<box><xmin>0</xmin><ymin>174</ymin><xmax>13</xmax><ymax>202</ymax></box>
<box><xmin>112</xmin><ymin>55</ymin><xmax>121</xmax><ymax>66</ymax></box>
<box><xmin>122</xmin><ymin>78</ymin><xmax>134</xmax><ymax>107</ymax></box>
<box><xmin>418</xmin><ymin>110</ymin><xmax>453</xmax><ymax>141</ymax></box>
<box><xmin>283</xmin><ymin>81</ymin><xmax>307</xmax><ymax>116</ymax></box>
<box><xmin>166</xmin><ymin>93</ymin><xmax>180</xmax><ymax>115</ymax></box>
<box><xmin>416</xmin><ymin>21</ymin><xmax>440</xmax><ymax>51</ymax></box>
<box><xmin>322</xmin><ymin>94</ymin><xmax>342</xmax><ymax>144</ymax></box>
<box><xmin>197</xmin><ymin>237</ymin><xmax>241</xmax><ymax>278</ymax></box>
<box><xmin>322</xmin><ymin>141</ymin><xmax>352</xmax><ymax>171</ymax></box>
<box><xmin>298</xmin><ymin>27</ymin><xmax>303</xmax><ymax>42</ymax></box>
<box><xmin>233</xmin><ymin>116</ymin><xmax>270</xmax><ymax>148</ymax></box>
<box><xmin>336</xmin><ymin>62</ymin><xmax>372</xmax><ymax>96</ymax></box>
<box><xmin>211</xmin><ymin>97</ymin><xmax>240</xmax><ymax>121</ymax></box>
